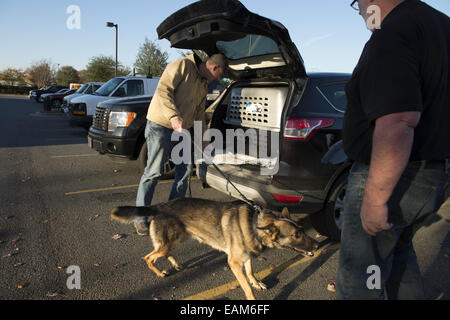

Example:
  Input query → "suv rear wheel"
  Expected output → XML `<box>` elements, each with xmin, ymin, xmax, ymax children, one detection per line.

<box><xmin>138</xmin><ymin>140</ymin><xmax>175</xmax><ymax>179</ymax></box>
<box><xmin>310</xmin><ymin>172</ymin><xmax>348</xmax><ymax>241</ymax></box>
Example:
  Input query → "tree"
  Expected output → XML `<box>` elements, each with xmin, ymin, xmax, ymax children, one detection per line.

<box><xmin>179</xmin><ymin>49</ymin><xmax>209</xmax><ymax>62</ymax></box>
<box><xmin>0</xmin><ymin>68</ymin><xmax>25</xmax><ymax>86</ymax></box>
<box><xmin>84</xmin><ymin>55</ymin><xmax>130</xmax><ymax>82</ymax></box>
<box><xmin>55</xmin><ymin>66</ymin><xmax>80</xmax><ymax>87</ymax></box>
<box><xmin>134</xmin><ymin>38</ymin><xmax>169</xmax><ymax>77</ymax></box>
<box><xmin>28</xmin><ymin>59</ymin><xmax>55</xmax><ymax>88</ymax></box>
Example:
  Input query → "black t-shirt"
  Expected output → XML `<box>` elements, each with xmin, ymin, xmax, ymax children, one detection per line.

<box><xmin>343</xmin><ymin>0</ymin><xmax>450</xmax><ymax>164</ymax></box>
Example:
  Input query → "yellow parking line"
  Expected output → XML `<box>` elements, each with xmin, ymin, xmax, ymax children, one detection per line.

<box><xmin>183</xmin><ymin>242</ymin><xmax>340</xmax><ymax>300</ymax></box>
<box><xmin>51</xmin><ymin>154</ymin><xmax>98</xmax><ymax>159</ymax></box>
<box><xmin>65</xmin><ymin>184</ymin><xmax>139</xmax><ymax>195</ymax></box>
<box><xmin>65</xmin><ymin>178</ymin><xmax>199</xmax><ymax>196</ymax></box>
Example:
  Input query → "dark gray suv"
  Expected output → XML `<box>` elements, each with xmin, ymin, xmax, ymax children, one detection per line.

<box><xmin>157</xmin><ymin>0</ymin><xmax>352</xmax><ymax>240</ymax></box>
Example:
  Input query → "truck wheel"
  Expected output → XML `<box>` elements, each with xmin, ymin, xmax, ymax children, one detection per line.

<box><xmin>138</xmin><ymin>140</ymin><xmax>175</xmax><ymax>179</ymax></box>
<box><xmin>52</xmin><ymin>100</ymin><xmax>62</xmax><ymax>109</ymax></box>
<box><xmin>310</xmin><ymin>172</ymin><xmax>348</xmax><ymax>241</ymax></box>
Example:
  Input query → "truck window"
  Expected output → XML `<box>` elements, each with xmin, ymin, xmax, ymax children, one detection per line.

<box><xmin>96</xmin><ymin>78</ymin><xmax>124</xmax><ymax>96</ymax></box>
<box><xmin>76</xmin><ymin>83</ymin><xmax>89</xmax><ymax>94</ymax></box>
<box><xmin>113</xmin><ymin>80</ymin><xmax>144</xmax><ymax>97</ymax></box>
<box><xmin>85</xmin><ymin>86</ymin><xmax>93</xmax><ymax>94</ymax></box>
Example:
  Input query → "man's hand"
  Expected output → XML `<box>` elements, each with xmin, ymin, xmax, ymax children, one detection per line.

<box><xmin>170</xmin><ymin>117</ymin><xmax>183</xmax><ymax>132</ymax></box>
<box><xmin>360</xmin><ymin>199</ymin><xmax>393</xmax><ymax>236</ymax></box>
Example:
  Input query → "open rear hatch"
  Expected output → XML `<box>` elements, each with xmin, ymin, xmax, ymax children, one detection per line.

<box><xmin>157</xmin><ymin>0</ymin><xmax>306</xmax><ymax>87</ymax></box>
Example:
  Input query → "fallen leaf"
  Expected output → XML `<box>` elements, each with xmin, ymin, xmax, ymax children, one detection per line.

<box><xmin>93</xmin><ymin>263</ymin><xmax>100</xmax><ymax>267</ymax></box>
<box><xmin>46</xmin><ymin>292</ymin><xmax>59</xmax><ymax>297</ymax></box>
<box><xmin>112</xmin><ymin>234</ymin><xmax>126</xmax><ymax>240</ymax></box>
<box><xmin>14</xmin><ymin>262</ymin><xmax>25</xmax><ymax>267</ymax></box>
<box><xmin>269</xmin><ymin>264</ymin><xmax>276</xmax><ymax>270</ymax></box>
<box><xmin>89</xmin><ymin>214</ymin><xmax>100</xmax><ymax>221</ymax></box>
<box><xmin>327</xmin><ymin>280</ymin><xmax>336</xmax><ymax>293</ymax></box>
<box><xmin>114</xmin><ymin>264</ymin><xmax>119</xmax><ymax>270</ymax></box>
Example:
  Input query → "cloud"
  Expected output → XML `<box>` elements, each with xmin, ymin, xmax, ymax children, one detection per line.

<box><xmin>301</xmin><ymin>33</ymin><xmax>336</xmax><ymax>48</ymax></box>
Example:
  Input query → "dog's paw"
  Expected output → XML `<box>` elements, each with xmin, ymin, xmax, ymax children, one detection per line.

<box><xmin>173</xmin><ymin>265</ymin><xmax>183</xmax><ymax>271</ymax></box>
<box><xmin>157</xmin><ymin>270</ymin><xmax>170</xmax><ymax>278</ymax></box>
<box><xmin>251</xmin><ymin>280</ymin><xmax>267</xmax><ymax>291</ymax></box>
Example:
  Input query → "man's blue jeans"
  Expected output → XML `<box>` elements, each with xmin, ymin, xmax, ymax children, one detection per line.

<box><xmin>135</xmin><ymin>120</ymin><xmax>193</xmax><ymax>222</ymax></box>
<box><xmin>336</xmin><ymin>161</ymin><xmax>448</xmax><ymax>300</ymax></box>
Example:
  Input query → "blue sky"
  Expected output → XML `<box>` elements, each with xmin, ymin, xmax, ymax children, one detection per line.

<box><xmin>0</xmin><ymin>0</ymin><xmax>449</xmax><ymax>74</ymax></box>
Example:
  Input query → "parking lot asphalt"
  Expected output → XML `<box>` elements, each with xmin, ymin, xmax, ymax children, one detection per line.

<box><xmin>0</xmin><ymin>95</ymin><xmax>449</xmax><ymax>301</ymax></box>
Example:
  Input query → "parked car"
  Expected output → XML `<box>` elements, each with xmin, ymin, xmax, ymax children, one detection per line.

<box><xmin>39</xmin><ymin>88</ymin><xmax>72</xmax><ymax>103</ymax></box>
<box><xmin>68</xmin><ymin>76</ymin><xmax>159</xmax><ymax>129</ymax></box>
<box><xmin>156</xmin><ymin>0</ymin><xmax>352</xmax><ymax>240</ymax></box>
<box><xmin>43</xmin><ymin>89</ymin><xmax>76</xmax><ymax>109</ymax></box>
<box><xmin>29</xmin><ymin>85</ymin><xmax>68</xmax><ymax>102</ymax></box>
<box><xmin>86</xmin><ymin>81</ymin><xmax>225</xmax><ymax>173</ymax></box>
<box><xmin>62</xmin><ymin>82</ymin><xmax>105</xmax><ymax>113</ymax></box>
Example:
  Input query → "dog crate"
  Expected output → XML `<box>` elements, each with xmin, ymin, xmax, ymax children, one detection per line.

<box><xmin>224</xmin><ymin>86</ymin><xmax>288</xmax><ymax>132</ymax></box>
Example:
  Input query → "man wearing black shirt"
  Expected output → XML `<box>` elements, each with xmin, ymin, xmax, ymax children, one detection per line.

<box><xmin>337</xmin><ymin>0</ymin><xmax>450</xmax><ymax>299</ymax></box>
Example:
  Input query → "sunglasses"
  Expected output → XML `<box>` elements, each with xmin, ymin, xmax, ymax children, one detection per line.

<box><xmin>351</xmin><ymin>0</ymin><xmax>359</xmax><ymax>11</ymax></box>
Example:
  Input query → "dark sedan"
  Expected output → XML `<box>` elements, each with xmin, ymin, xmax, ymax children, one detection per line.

<box><xmin>29</xmin><ymin>85</ymin><xmax>68</xmax><ymax>102</ymax></box>
<box><xmin>43</xmin><ymin>89</ymin><xmax>76</xmax><ymax>110</ymax></box>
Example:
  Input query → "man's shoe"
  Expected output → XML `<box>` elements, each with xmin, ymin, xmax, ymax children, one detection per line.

<box><xmin>134</xmin><ymin>221</ymin><xmax>149</xmax><ymax>236</ymax></box>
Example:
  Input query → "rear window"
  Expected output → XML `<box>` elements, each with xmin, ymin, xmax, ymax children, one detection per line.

<box><xmin>316</xmin><ymin>83</ymin><xmax>347</xmax><ymax>112</ymax></box>
<box><xmin>216</xmin><ymin>34</ymin><xmax>279</xmax><ymax>60</ymax></box>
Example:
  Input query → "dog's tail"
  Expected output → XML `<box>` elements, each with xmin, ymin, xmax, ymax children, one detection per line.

<box><xmin>110</xmin><ymin>206</ymin><xmax>158</xmax><ymax>224</ymax></box>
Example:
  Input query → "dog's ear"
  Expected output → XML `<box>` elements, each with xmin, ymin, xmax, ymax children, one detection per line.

<box><xmin>257</xmin><ymin>223</ymin><xmax>279</xmax><ymax>241</ymax></box>
<box><xmin>281</xmin><ymin>207</ymin><xmax>290</xmax><ymax>219</ymax></box>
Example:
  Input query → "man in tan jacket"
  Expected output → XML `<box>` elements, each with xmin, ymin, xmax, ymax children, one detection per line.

<box><xmin>134</xmin><ymin>53</ymin><xmax>228</xmax><ymax>235</ymax></box>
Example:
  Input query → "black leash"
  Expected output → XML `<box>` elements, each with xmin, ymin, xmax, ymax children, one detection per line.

<box><xmin>191</xmin><ymin>139</ymin><xmax>263</xmax><ymax>214</ymax></box>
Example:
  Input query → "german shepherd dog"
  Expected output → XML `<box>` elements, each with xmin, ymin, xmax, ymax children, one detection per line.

<box><xmin>111</xmin><ymin>198</ymin><xmax>318</xmax><ymax>300</ymax></box>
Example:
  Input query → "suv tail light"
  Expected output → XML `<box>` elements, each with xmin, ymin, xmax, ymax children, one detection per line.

<box><xmin>272</xmin><ymin>194</ymin><xmax>303</xmax><ymax>204</ymax></box>
<box><xmin>284</xmin><ymin>118</ymin><xmax>335</xmax><ymax>141</ymax></box>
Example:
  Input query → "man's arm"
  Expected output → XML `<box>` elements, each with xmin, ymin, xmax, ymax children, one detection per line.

<box><xmin>157</xmin><ymin>60</ymin><xmax>185</xmax><ymax>130</ymax></box>
<box><xmin>361</xmin><ymin>111</ymin><xmax>421</xmax><ymax>236</ymax></box>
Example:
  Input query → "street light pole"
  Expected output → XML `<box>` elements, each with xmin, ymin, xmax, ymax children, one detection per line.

<box><xmin>106</xmin><ymin>22</ymin><xmax>118</xmax><ymax>77</ymax></box>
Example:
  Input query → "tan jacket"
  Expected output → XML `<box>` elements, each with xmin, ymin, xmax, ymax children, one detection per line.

<box><xmin>147</xmin><ymin>54</ymin><xmax>208</xmax><ymax>130</ymax></box>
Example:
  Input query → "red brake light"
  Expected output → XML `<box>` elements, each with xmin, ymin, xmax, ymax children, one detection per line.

<box><xmin>284</xmin><ymin>118</ymin><xmax>335</xmax><ymax>141</ymax></box>
<box><xmin>272</xmin><ymin>194</ymin><xmax>303</xmax><ymax>204</ymax></box>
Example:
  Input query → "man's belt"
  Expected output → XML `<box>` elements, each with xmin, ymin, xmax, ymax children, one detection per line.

<box><xmin>409</xmin><ymin>159</ymin><xmax>449</xmax><ymax>171</ymax></box>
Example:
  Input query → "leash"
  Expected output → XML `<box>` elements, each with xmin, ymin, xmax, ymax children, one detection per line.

<box><xmin>189</xmin><ymin>137</ymin><xmax>263</xmax><ymax>214</ymax></box>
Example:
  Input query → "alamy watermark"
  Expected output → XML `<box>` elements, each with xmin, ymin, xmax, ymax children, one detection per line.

<box><xmin>66</xmin><ymin>265</ymin><xmax>81</xmax><ymax>290</ymax></box>
<box><xmin>366</xmin><ymin>5</ymin><xmax>382</xmax><ymax>31</ymax></box>
<box><xmin>170</xmin><ymin>121</ymin><xmax>280</xmax><ymax>176</ymax></box>
<box><xmin>66</xmin><ymin>5</ymin><xmax>81</xmax><ymax>30</ymax></box>
<box><xmin>366</xmin><ymin>265</ymin><xmax>381</xmax><ymax>290</ymax></box>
